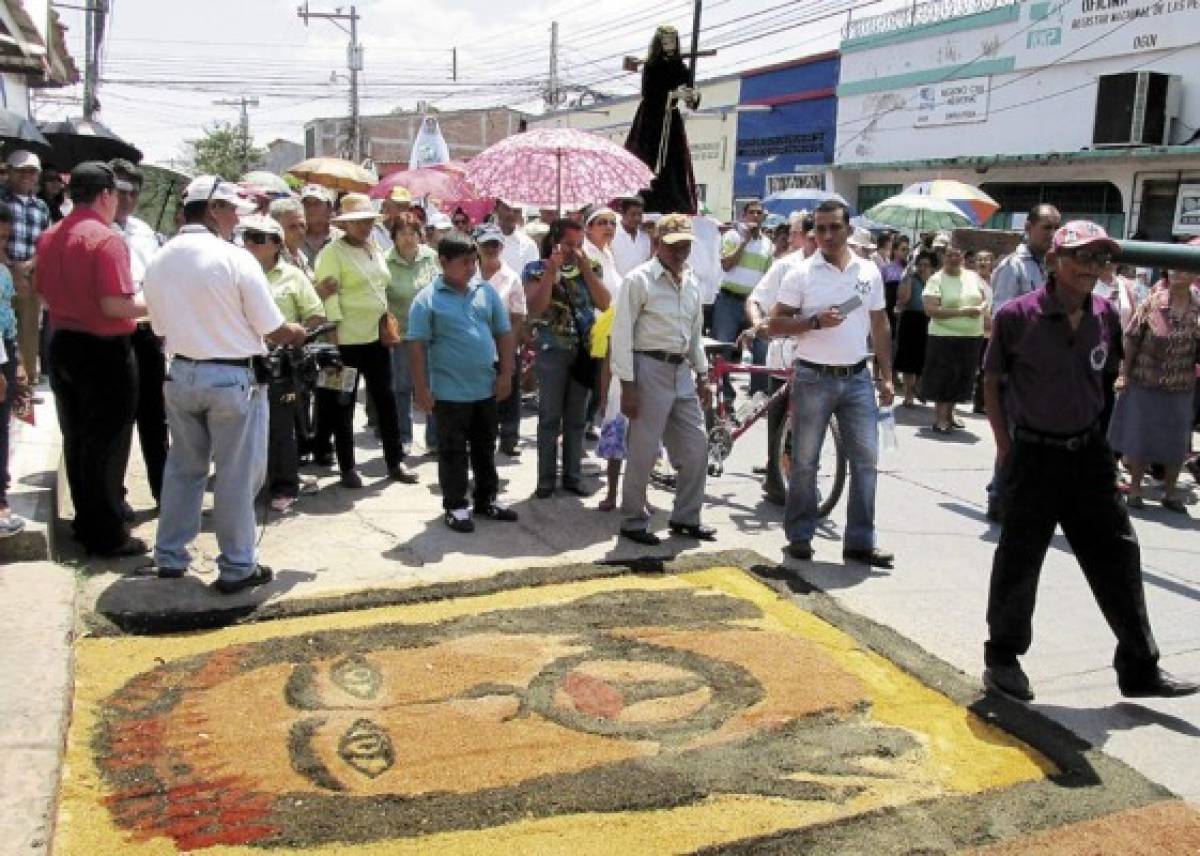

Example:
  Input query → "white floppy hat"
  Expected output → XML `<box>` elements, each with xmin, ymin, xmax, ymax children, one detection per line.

<box><xmin>330</xmin><ymin>192</ymin><xmax>380</xmax><ymax>223</ymax></box>
<box><xmin>182</xmin><ymin>175</ymin><xmax>256</xmax><ymax>213</ymax></box>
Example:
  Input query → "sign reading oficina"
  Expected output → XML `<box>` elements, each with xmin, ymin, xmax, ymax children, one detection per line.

<box><xmin>913</xmin><ymin>76</ymin><xmax>991</xmax><ymax>127</ymax></box>
<box><xmin>1018</xmin><ymin>0</ymin><xmax>1200</xmax><ymax>69</ymax></box>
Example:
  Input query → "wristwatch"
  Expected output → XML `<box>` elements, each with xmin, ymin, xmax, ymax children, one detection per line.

<box><xmin>809</xmin><ymin>314</ymin><xmax>821</xmax><ymax>331</ymax></box>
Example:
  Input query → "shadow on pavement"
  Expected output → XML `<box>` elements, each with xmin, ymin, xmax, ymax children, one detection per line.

<box><xmin>93</xmin><ymin>567</ymin><xmax>320</xmax><ymax>633</ymax></box>
<box><xmin>1031</xmin><ymin>701</ymin><xmax>1200</xmax><ymax>750</ymax></box>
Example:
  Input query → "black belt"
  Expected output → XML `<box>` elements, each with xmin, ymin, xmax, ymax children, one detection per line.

<box><xmin>636</xmin><ymin>350</ymin><xmax>687</xmax><ymax>365</ymax></box>
<box><xmin>1013</xmin><ymin>425</ymin><xmax>1099</xmax><ymax>451</ymax></box>
<box><xmin>795</xmin><ymin>358</ymin><xmax>868</xmax><ymax>378</ymax></box>
<box><xmin>719</xmin><ymin>287</ymin><xmax>749</xmax><ymax>300</ymax></box>
<box><xmin>174</xmin><ymin>355</ymin><xmax>254</xmax><ymax>368</ymax></box>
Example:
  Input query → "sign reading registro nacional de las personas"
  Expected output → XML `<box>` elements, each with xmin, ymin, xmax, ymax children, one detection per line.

<box><xmin>913</xmin><ymin>76</ymin><xmax>991</xmax><ymax>127</ymax></box>
<box><xmin>1016</xmin><ymin>0</ymin><xmax>1200</xmax><ymax>69</ymax></box>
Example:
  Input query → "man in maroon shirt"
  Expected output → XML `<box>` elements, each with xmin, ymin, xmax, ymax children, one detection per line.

<box><xmin>981</xmin><ymin>221</ymin><xmax>1197</xmax><ymax>702</ymax></box>
<box><xmin>35</xmin><ymin>162</ymin><xmax>147</xmax><ymax>556</ymax></box>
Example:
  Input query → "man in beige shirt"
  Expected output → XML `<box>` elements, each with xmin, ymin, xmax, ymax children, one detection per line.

<box><xmin>610</xmin><ymin>213</ymin><xmax>714</xmax><ymax>546</ymax></box>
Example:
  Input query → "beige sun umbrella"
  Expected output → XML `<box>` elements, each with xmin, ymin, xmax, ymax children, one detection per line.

<box><xmin>286</xmin><ymin>157</ymin><xmax>378</xmax><ymax>193</ymax></box>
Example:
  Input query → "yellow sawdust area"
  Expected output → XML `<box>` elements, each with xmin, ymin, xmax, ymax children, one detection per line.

<box><xmin>57</xmin><ymin>567</ymin><xmax>1054</xmax><ymax>856</ymax></box>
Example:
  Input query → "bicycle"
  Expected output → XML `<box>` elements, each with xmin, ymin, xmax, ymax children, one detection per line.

<box><xmin>702</xmin><ymin>339</ymin><xmax>847</xmax><ymax>518</ymax></box>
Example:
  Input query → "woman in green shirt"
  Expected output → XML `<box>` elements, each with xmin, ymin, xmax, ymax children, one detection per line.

<box><xmin>312</xmin><ymin>193</ymin><xmax>417</xmax><ymax>487</ymax></box>
<box><xmin>920</xmin><ymin>244</ymin><xmax>989</xmax><ymax>434</ymax></box>
<box><xmin>385</xmin><ymin>212</ymin><xmax>439</xmax><ymax>453</ymax></box>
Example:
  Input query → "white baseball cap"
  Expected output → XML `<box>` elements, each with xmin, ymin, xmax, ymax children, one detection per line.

<box><xmin>6</xmin><ymin>150</ymin><xmax>40</xmax><ymax>170</ymax></box>
<box><xmin>183</xmin><ymin>175</ymin><xmax>256</xmax><ymax>212</ymax></box>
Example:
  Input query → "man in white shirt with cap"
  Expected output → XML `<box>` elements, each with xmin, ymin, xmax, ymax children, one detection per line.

<box><xmin>143</xmin><ymin>176</ymin><xmax>307</xmax><ymax>594</ymax></box>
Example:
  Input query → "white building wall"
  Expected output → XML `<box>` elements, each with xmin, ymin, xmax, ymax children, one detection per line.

<box><xmin>0</xmin><ymin>73</ymin><xmax>30</xmax><ymax>115</ymax></box>
<box><xmin>529</xmin><ymin>76</ymin><xmax>742</xmax><ymax>220</ymax></box>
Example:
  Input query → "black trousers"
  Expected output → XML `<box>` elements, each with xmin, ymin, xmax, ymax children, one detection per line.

<box><xmin>985</xmin><ymin>438</ymin><xmax>1159</xmax><ymax>678</ymax></box>
<box><xmin>496</xmin><ymin>349</ymin><xmax>522</xmax><ymax>445</ymax></box>
<box><xmin>131</xmin><ymin>323</ymin><xmax>168</xmax><ymax>502</ymax></box>
<box><xmin>434</xmin><ymin>397</ymin><xmax>499</xmax><ymax>512</ymax></box>
<box><xmin>50</xmin><ymin>330</ymin><xmax>137</xmax><ymax>553</ymax></box>
<box><xmin>314</xmin><ymin>340</ymin><xmax>403</xmax><ymax>472</ymax></box>
<box><xmin>764</xmin><ymin>375</ymin><xmax>788</xmax><ymax>496</ymax></box>
<box><xmin>0</xmin><ymin>337</ymin><xmax>17</xmax><ymax>504</ymax></box>
<box><xmin>267</xmin><ymin>379</ymin><xmax>301</xmax><ymax>498</ymax></box>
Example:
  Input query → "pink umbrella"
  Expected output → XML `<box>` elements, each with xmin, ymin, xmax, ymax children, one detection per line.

<box><xmin>369</xmin><ymin>161</ymin><xmax>492</xmax><ymax>223</ymax></box>
<box><xmin>465</xmin><ymin>127</ymin><xmax>654</xmax><ymax>212</ymax></box>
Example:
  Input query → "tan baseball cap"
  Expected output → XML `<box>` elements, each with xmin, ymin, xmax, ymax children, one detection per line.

<box><xmin>657</xmin><ymin>213</ymin><xmax>694</xmax><ymax>244</ymax></box>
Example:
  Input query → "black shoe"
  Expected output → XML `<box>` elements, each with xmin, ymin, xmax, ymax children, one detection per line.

<box><xmin>389</xmin><ymin>465</ymin><xmax>419</xmax><ymax>484</ymax></box>
<box><xmin>985</xmin><ymin>505</ymin><xmax>1003</xmax><ymax>524</ymax></box>
<box><xmin>340</xmin><ymin>470</ymin><xmax>363</xmax><ymax>488</ymax></box>
<box><xmin>983</xmin><ymin>664</ymin><xmax>1034</xmax><ymax>701</ymax></box>
<box><xmin>444</xmin><ymin>510</ymin><xmax>475</xmax><ymax>533</ymax></box>
<box><xmin>843</xmin><ymin>547</ymin><xmax>894</xmax><ymax>568</ymax></box>
<box><xmin>1118</xmin><ymin>668</ymin><xmax>1200</xmax><ymax>698</ymax></box>
<box><xmin>313</xmin><ymin>452</ymin><xmax>334</xmax><ymax>468</ymax></box>
<box><xmin>156</xmin><ymin>565</ymin><xmax>187</xmax><ymax>579</ymax></box>
<box><xmin>620</xmin><ymin>528</ymin><xmax>662</xmax><ymax>546</ymax></box>
<box><xmin>534</xmin><ymin>486</ymin><xmax>554</xmax><ymax>499</ymax></box>
<box><xmin>475</xmin><ymin>503</ymin><xmax>518</xmax><ymax>522</ymax></box>
<box><xmin>751</xmin><ymin>465</ymin><xmax>768</xmax><ymax>475</ymax></box>
<box><xmin>763</xmin><ymin>487</ymin><xmax>786</xmax><ymax>507</ymax></box>
<box><xmin>120</xmin><ymin>500</ymin><xmax>136</xmax><ymax>523</ymax></box>
<box><xmin>669</xmin><ymin>521</ymin><xmax>717</xmax><ymax>541</ymax></box>
<box><xmin>500</xmin><ymin>441</ymin><xmax>521</xmax><ymax>457</ymax></box>
<box><xmin>562</xmin><ymin>482</ymin><xmax>593</xmax><ymax>498</ymax></box>
<box><xmin>585</xmin><ymin>426</ymin><xmax>600</xmax><ymax>441</ymax></box>
<box><xmin>213</xmin><ymin>564</ymin><xmax>273</xmax><ymax>595</ymax></box>
<box><xmin>90</xmin><ymin>536</ymin><xmax>149</xmax><ymax>558</ymax></box>
<box><xmin>784</xmin><ymin>540</ymin><xmax>813</xmax><ymax>560</ymax></box>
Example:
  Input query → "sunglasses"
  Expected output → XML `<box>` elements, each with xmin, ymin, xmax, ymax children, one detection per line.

<box><xmin>244</xmin><ymin>232</ymin><xmax>282</xmax><ymax>245</ymax></box>
<box><xmin>1062</xmin><ymin>248</ymin><xmax>1112</xmax><ymax>267</ymax></box>
<box><xmin>593</xmin><ymin>219</ymin><xmax>617</xmax><ymax>227</ymax></box>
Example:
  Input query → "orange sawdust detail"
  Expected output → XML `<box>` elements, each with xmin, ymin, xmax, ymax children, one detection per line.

<box><xmin>561</xmin><ymin>671</ymin><xmax>625</xmax><ymax>719</ymax></box>
<box><xmin>964</xmin><ymin>801</ymin><xmax>1200</xmax><ymax>855</ymax></box>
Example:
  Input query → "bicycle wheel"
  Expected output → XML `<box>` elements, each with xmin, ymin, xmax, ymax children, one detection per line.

<box><xmin>776</xmin><ymin>416</ymin><xmax>847</xmax><ymax>518</ymax></box>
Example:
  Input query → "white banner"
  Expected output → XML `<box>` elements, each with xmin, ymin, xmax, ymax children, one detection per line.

<box><xmin>1017</xmin><ymin>0</ymin><xmax>1200</xmax><ymax>69</ymax></box>
<box><xmin>1174</xmin><ymin>184</ymin><xmax>1200</xmax><ymax>236</ymax></box>
<box><xmin>913</xmin><ymin>76</ymin><xmax>991</xmax><ymax>127</ymax></box>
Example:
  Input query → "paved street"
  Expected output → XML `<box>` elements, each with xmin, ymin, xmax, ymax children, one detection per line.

<box><xmin>68</xmin><ymin>392</ymin><xmax>1200</xmax><ymax>804</ymax></box>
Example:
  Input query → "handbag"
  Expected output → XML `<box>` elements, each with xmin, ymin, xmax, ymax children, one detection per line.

<box><xmin>378</xmin><ymin>311</ymin><xmax>402</xmax><ymax>348</ymax></box>
<box><xmin>561</xmin><ymin>275</ymin><xmax>597</xmax><ymax>390</ymax></box>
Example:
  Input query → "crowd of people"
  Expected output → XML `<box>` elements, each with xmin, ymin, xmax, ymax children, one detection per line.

<box><xmin>1</xmin><ymin>147</ymin><xmax>1196</xmax><ymax>699</ymax></box>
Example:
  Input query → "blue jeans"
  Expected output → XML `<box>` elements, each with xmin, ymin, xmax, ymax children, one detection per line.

<box><xmin>535</xmin><ymin>347</ymin><xmax>589</xmax><ymax>490</ymax></box>
<box><xmin>390</xmin><ymin>343</ymin><xmax>435</xmax><ymax>449</ymax></box>
<box><xmin>785</xmin><ymin>364</ymin><xmax>878</xmax><ymax>549</ymax></box>
<box><xmin>711</xmin><ymin>290</ymin><xmax>751</xmax><ymax>401</ymax></box>
<box><xmin>155</xmin><ymin>361</ymin><xmax>268</xmax><ymax>583</ymax></box>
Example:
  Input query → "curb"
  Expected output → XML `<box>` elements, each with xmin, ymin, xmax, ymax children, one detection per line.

<box><xmin>0</xmin><ymin>387</ymin><xmax>59</xmax><ymax>563</ymax></box>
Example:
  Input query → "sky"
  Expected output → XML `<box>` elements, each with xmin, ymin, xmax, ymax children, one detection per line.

<box><xmin>33</xmin><ymin>0</ymin><xmax>907</xmax><ymax>166</ymax></box>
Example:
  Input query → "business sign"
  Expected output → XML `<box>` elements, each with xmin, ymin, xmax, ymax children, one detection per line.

<box><xmin>913</xmin><ymin>76</ymin><xmax>991</xmax><ymax>127</ymax></box>
<box><xmin>1174</xmin><ymin>184</ymin><xmax>1200</xmax><ymax>236</ymax></box>
<box><xmin>1018</xmin><ymin>0</ymin><xmax>1200</xmax><ymax>69</ymax></box>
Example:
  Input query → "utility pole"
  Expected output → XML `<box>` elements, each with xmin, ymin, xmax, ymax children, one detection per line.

<box><xmin>452</xmin><ymin>47</ymin><xmax>457</xmax><ymax>82</ymax></box>
<box><xmin>82</xmin><ymin>0</ymin><xmax>109</xmax><ymax>118</ymax></box>
<box><xmin>297</xmin><ymin>3</ymin><xmax>364</xmax><ymax>162</ymax></box>
<box><xmin>546</xmin><ymin>21</ymin><xmax>559</xmax><ymax>111</ymax></box>
<box><xmin>214</xmin><ymin>97</ymin><xmax>259</xmax><ymax>175</ymax></box>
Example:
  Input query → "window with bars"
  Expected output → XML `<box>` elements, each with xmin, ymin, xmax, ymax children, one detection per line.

<box><xmin>980</xmin><ymin>181</ymin><xmax>1126</xmax><ymax>237</ymax></box>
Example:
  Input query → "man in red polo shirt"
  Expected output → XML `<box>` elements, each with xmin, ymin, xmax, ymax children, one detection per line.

<box><xmin>36</xmin><ymin>161</ymin><xmax>147</xmax><ymax>556</ymax></box>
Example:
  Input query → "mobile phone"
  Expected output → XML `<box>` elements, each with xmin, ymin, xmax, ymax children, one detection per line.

<box><xmin>835</xmin><ymin>295</ymin><xmax>862</xmax><ymax>315</ymax></box>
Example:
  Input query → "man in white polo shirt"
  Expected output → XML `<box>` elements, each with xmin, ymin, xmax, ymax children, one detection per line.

<box><xmin>495</xmin><ymin>198</ymin><xmax>539</xmax><ymax>275</ymax></box>
<box><xmin>143</xmin><ymin>176</ymin><xmax>307</xmax><ymax>594</ymax></box>
<box><xmin>769</xmin><ymin>199</ymin><xmax>894</xmax><ymax>567</ymax></box>
<box><xmin>611</xmin><ymin>196</ymin><xmax>652</xmax><ymax>277</ymax></box>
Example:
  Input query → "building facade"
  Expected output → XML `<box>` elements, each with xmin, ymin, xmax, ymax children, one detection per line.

<box><xmin>263</xmin><ymin>138</ymin><xmax>304</xmax><ymax>175</ymax></box>
<box><xmin>304</xmin><ymin>107</ymin><xmax>528</xmax><ymax>175</ymax></box>
<box><xmin>832</xmin><ymin>0</ymin><xmax>1200</xmax><ymax>239</ymax></box>
<box><xmin>0</xmin><ymin>1</ymin><xmax>78</xmax><ymax>121</ymax></box>
<box><xmin>734</xmin><ymin>52</ymin><xmax>840</xmax><ymax>212</ymax></box>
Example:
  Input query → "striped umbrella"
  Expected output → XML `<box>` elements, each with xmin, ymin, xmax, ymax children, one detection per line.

<box><xmin>903</xmin><ymin>180</ymin><xmax>999</xmax><ymax>225</ymax></box>
<box><xmin>864</xmin><ymin>193</ymin><xmax>974</xmax><ymax>234</ymax></box>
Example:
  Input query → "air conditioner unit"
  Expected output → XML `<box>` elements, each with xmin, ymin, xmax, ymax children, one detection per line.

<box><xmin>1092</xmin><ymin>72</ymin><xmax>1182</xmax><ymax>147</ymax></box>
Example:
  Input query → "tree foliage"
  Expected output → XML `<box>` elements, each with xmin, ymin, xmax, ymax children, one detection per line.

<box><xmin>187</xmin><ymin>121</ymin><xmax>265</xmax><ymax>180</ymax></box>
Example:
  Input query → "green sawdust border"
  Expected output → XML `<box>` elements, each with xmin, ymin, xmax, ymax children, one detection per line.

<box><xmin>79</xmin><ymin>549</ymin><xmax>1182</xmax><ymax>853</ymax></box>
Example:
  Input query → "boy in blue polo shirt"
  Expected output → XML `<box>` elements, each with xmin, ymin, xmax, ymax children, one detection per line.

<box><xmin>408</xmin><ymin>234</ymin><xmax>517</xmax><ymax>533</ymax></box>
